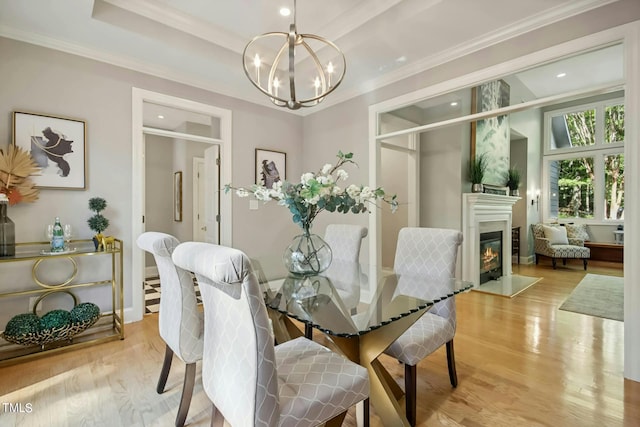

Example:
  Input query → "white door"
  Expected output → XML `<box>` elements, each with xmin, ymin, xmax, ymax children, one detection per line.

<box><xmin>193</xmin><ymin>158</ymin><xmax>206</xmax><ymax>241</ymax></box>
<box><xmin>204</xmin><ymin>145</ymin><xmax>220</xmax><ymax>243</ymax></box>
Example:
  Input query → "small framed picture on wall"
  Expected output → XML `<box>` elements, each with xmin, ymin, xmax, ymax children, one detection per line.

<box><xmin>255</xmin><ymin>148</ymin><xmax>286</xmax><ymax>188</ymax></box>
<box><xmin>12</xmin><ymin>111</ymin><xmax>87</xmax><ymax>190</ymax></box>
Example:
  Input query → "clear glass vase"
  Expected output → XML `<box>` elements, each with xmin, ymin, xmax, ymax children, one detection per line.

<box><xmin>0</xmin><ymin>197</ymin><xmax>15</xmax><ymax>257</ymax></box>
<box><xmin>283</xmin><ymin>227</ymin><xmax>332</xmax><ymax>276</ymax></box>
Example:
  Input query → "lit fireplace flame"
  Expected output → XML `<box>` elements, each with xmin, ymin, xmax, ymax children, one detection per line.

<box><xmin>482</xmin><ymin>247</ymin><xmax>499</xmax><ymax>271</ymax></box>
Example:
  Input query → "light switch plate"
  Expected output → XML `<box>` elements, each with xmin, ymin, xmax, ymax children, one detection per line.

<box><xmin>249</xmin><ymin>200</ymin><xmax>259</xmax><ymax>210</ymax></box>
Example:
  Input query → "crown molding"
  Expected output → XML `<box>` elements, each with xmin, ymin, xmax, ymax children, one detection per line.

<box><xmin>0</xmin><ymin>25</ymin><xmax>301</xmax><ymax>115</ymax></box>
<box><xmin>0</xmin><ymin>0</ymin><xmax>619</xmax><ymax>117</ymax></box>
<box><xmin>302</xmin><ymin>0</ymin><xmax>620</xmax><ymax>115</ymax></box>
<box><xmin>98</xmin><ymin>0</ymin><xmax>245</xmax><ymax>53</ymax></box>
<box><xmin>315</xmin><ymin>0</ymin><xmax>407</xmax><ymax>42</ymax></box>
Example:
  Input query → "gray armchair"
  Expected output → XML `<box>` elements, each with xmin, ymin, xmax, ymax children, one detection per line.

<box><xmin>531</xmin><ymin>223</ymin><xmax>590</xmax><ymax>270</ymax></box>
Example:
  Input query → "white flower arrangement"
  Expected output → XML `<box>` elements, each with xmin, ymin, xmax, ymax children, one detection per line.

<box><xmin>225</xmin><ymin>151</ymin><xmax>397</xmax><ymax>232</ymax></box>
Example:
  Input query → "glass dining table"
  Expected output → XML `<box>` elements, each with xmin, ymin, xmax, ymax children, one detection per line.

<box><xmin>251</xmin><ymin>257</ymin><xmax>473</xmax><ymax>427</ymax></box>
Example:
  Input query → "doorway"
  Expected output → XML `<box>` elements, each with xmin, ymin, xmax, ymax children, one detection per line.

<box><xmin>131</xmin><ymin>88</ymin><xmax>232</xmax><ymax>322</ymax></box>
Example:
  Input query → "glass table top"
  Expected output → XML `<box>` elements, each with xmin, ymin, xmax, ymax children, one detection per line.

<box><xmin>251</xmin><ymin>257</ymin><xmax>473</xmax><ymax>338</ymax></box>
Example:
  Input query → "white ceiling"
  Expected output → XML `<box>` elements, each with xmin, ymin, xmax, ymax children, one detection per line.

<box><xmin>0</xmin><ymin>0</ymin><xmax>621</xmax><ymax>116</ymax></box>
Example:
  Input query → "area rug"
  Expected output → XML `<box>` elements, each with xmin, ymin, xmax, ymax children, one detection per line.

<box><xmin>559</xmin><ymin>274</ymin><xmax>623</xmax><ymax>321</ymax></box>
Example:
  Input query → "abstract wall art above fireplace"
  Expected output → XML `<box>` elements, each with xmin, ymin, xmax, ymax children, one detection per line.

<box><xmin>471</xmin><ymin>79</ymin><xmax>511</xmax><ymax>186</ymax></box>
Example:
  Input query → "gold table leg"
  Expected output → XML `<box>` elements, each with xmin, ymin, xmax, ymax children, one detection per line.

<box><xmin>330</xmin><ymin>310</ymin><xmax>426</xmax><ymax>427</ymax></box>
<box><xmin>273</xmin><ymin>306</ymin><xmax>427</xmax><ymax>426</ymax></box>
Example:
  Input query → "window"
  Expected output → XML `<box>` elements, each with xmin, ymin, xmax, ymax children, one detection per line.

<box><xmin>544</xmin><ymin>97</ymin><xmax>624</xmax><ymax>222</ymax></box>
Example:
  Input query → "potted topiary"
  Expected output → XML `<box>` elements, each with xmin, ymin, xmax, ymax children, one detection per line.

<box><xmin>87</xmin><ymin>197</ymin><xmax>109</xmax><ymax>249</ymax></box>
<box><xmin>469</xmin><ymin>153</ymin><xmax>487</xmax><ymax>193</ymax></box>
<box><xmin>505</xmin><ymin>167</ymin><xmax>521</xmax><ymax>196</ymax></box>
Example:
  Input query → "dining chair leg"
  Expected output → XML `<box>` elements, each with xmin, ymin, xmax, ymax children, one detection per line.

<box><xmin>446</xmin><ymin>340</ymin><xmax>458</xmax><ymax>388</ymax></box>
<box><xmin>157</xmin><ymin>344</ymin><xmax>174</xmax><ymax>394</ymax></box>
<box><xmin>176</xmin><ymin>362</ymin><xmax>197</xmax><ymax>427</ymax></box>
<box><xmin>360</xmin><ymin>398</ymin><xmax>370</xmax><ymax>427</ymax></box>
<box><xmin>304</xmin><ymin>323</ymin><xmax>313</xmax><ymax>339</ymax></box>
<box><xmin>405</xmin><ymin>363</ymin><xmax>417</xmax><ymax>427</ymax></box>
<box><xmin>210</xmin><ymin>405</ymin><xmax>225</xmax><ymax>427</ymax></box>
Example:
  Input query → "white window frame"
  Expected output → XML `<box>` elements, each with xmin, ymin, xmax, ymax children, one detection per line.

<box><xmin>542</xmin><ymin>97</ymin><xmax>624</xmax><ymax>224</ymax></box>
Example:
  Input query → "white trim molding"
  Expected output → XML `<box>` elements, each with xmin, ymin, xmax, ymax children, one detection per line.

<box><xmin>623</xmin><ymin>21</ymin><xmax>640</xmax><ymax>382</ymax></box>
<box><xmin>130</xmin><ymin>88</ymin><xmax>232</xmax><ymax>322</ymax></box>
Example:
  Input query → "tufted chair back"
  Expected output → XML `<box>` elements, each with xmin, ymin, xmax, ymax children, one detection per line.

<box><xmin>173</xmin><ymin>242</ymin><xmax>370</xmax><ymax>427</ymax></box>
<box><xmin>172</xmin><ymin>242</ymin><xmax>279</xmax><ymax>426</ymax></box>
<box><xmin>384</xmin><ymin>227</ymin><xmax>463</xmax><ymax>425</ymax></box>
<box><xmin>324</xmin><ymin>224</ymin><xmax>368</xmax><ymax>262</ymax></box>
<box><xmin>324</xmin><ymin>224</ymin><xmax>368</xmax><ymax>311</ymax></box>
<box><xmin>393</xmin><ymin>227</ymin><xmax>462</xmax><ymax>326</ymax></box>
<box><xmin>136</xmin><ymin>232</ymin><xmax>203</xmax><ymax>363</ymax></box>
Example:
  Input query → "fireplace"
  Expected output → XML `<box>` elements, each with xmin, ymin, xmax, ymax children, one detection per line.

<box><xmin>462</xmin><ymin>193</ymin><xmax>519</xmax><ymax>287</ymax></box>
<box><xmin>479</xmin><ymin>231</ymin><xmax>503</xmax><ymax>284</ymax></box>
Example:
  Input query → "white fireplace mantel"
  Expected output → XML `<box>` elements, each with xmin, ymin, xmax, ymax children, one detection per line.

<box><xmin>462</xmin><ymin>193</ymin><xmax>520</xmax><ymax>288</ymax></box>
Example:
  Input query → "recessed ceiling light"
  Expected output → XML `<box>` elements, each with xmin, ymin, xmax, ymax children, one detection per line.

<box><xmin>396</xmin><ymin>56</ymin><xmax>407</xmax><ymax>63</ymax></box>
<box><xmin>157</xmin><ymin>115</ymin><xmax>164</xmax><ymax>119</ymax></box>
<box><xmin>280</xmin><ymin>7</ymin><xmax>291</xmax><ymax>16</ymax></box>
<box><xmin>450</xmin><ymin>102</ymin><xmax>458</xmax><ymax>107</ymax></box>
<box><xmin>556</xmin><ymin>72</ymin><xmax>567</xmax><ymax>78</ymax></box>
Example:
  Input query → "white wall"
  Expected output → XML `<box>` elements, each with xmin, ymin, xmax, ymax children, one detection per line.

<box><xmin>509</xmin><ymin>106</ymin><xmax>543</xmax><ymax>260</ymax></box>
<box><xmin>170</xmin><ymin>136</ymin><xmax>209</xmax><ymax>244</ymax></box>
<box><xmin>143</xmin><ymin>133</ymin><xmax>209</xmax><ymax>269</ymax></box>
<box><xmin>0</xmin><ymin>37</ymin><xmax>303</xmax><ymax>315</ymax></box>
<box><xmin>380</xmin><ymin>143</ymin><xmax>409</xmax><ymax>268</ymax></box>
<box><xmin>510</xmin><ymin>137</ymin><xmax>529</xmax><ymax>260</ymax></box>
<box><xmin>144</xmin><ymin>134</ymin><xmax>173</xmax><ymax>267</ymax></box>
<box><xmin>419</xmin><ymin>122</ymin><xmax>466</xmax><ymax>228</ymax></box>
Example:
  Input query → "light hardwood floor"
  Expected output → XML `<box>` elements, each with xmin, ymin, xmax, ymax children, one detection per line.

<box><xmin>1</xmin><ymin>261</ymin><xmax>638</xmax><ymax>426</ymax></box>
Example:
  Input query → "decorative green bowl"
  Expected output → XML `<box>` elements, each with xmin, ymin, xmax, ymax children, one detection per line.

<box><xmin>2</xmin><ymin>300</ymin><xmax>101</xmax><ymax>347</ymax></box>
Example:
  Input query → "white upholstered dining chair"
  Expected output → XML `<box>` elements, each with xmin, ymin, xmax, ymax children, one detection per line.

<box><xmin>171</xmin><ymin>242</ymin><xmax>370</xmax><ymax>427</ymax></box>
<box><xmin>324</xmin><ymin>224</ymin><xmax>368</xmax><ymax>262</ymax></box>
<box><xmin>383</xmin><ymin>227</ymin><xmax>463</xmax><ymax>426</ymax></box>
<box><xmin>136</xmin><ymin>232</ymin><xmax>203</xmax><ymax>427</ymax></box>
<box><xmin>320</xmin><ymin>224</ymin><xmax>368</xmax><ymax>333</ymax></box>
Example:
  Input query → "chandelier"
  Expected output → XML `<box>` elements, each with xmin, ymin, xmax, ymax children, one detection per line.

<box><xmin>242</xmin><ymin>0</ymin><xmax>346</xmax><ymax>110</ymax></box>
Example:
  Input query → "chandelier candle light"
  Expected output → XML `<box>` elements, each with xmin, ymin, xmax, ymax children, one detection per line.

<box><xmin>242</xmin><ymin>0</ymin><xmax>346</xmax><ymax>110</ymax></box>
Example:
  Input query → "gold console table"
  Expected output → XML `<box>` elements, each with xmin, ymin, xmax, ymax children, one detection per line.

<box><xmin>0</xmin><ymin>239</ymin><xmax>124</xmax><ymax>366</ymax></box>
